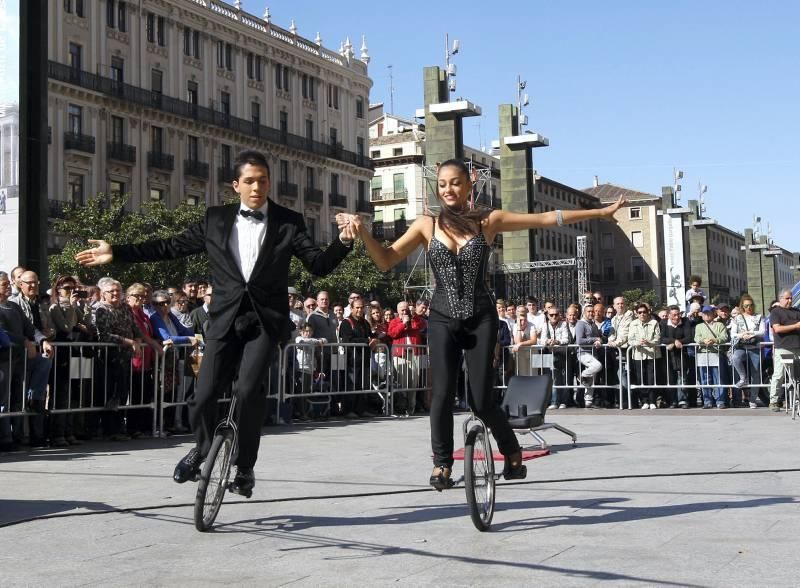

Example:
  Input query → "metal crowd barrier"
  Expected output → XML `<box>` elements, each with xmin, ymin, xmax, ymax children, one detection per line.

<box><xmin>625</xmin><ymin>342</ymin><xmax>774</xmax><ymax>409</ymax></box>
<box><xmin>278</xmin><ymin>342</ymin><xmax>391</xmax><ymax>419</ymax></box>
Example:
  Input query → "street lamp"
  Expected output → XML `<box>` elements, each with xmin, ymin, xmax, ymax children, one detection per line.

<box><xmin>698</xmin><ymin>181</ymin><xmax>707</xmax><ymax>218</ymax></box>
<box><xmin>516</xmin><ymin>76</ymin><xmax>529</xmax><ymax>135</ymax></box>
<box><xmin>673</xmin><ymin>168</ymin><xmax>683</xmax><ymax>205</ymax></box>
<box><xmin>445</xmin><ymin>34</ymin><xmax>459</xmax><ymax>94</ymax></box>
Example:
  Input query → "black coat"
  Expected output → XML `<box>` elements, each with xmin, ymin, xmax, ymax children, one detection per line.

<box><xmin>113</xmin><ymin>200</ymin><xmax>351</xmax><ymax>343</ymax></box>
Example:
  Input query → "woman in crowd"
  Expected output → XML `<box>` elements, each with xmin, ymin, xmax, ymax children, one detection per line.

<box><xmin>344</xmin><ymin>159</ymin><xmax>623</xmax><ymax>489</ymax></box>
<box><xmin>367</xmin><ymin>302</ymin><xmax>391</xmax><ymax>390</ymax></box>
<box><xmin>150</xmin><ymin>289</ymin><xmax>198</xmax><ymax>433</ymax></box>
<box><xmin>576</xmin><ymin>304</ymin><xmax>604</xmax><ymax>408</ymax></box>
<box><xmin>628</xmin><ymin>302</ymin><xmax>662</xmax><ymax>409</ymax></box>
<box><xmin>730</xmin><ymin>294</ymin><xmax>767</xmax><ymax>408</ymax></box>
<box><xmin>126</xmin><ymin>283</ymin><xmax>164</xmax><ymax>437</ymax></box>
<box><xmin>94</xmin><ymin>277</ymin><xmax>142</xmax><ymax>440</ymax></box>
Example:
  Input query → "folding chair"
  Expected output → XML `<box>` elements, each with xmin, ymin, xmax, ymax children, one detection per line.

<box><xmin>502</xmin><ymin>374</ymin><xmax>577</xmax><ymax>449</ymax></box>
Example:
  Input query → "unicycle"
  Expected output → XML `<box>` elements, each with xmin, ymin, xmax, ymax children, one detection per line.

<box><xmin>194</xmin><ymin>393</ymin><xmax>239</xmax><ymax>532</ymax></box>
<box><xmin>462</xmin><ymin>414</ymin><xmax>497</xmax><ymax>532</ymax></box>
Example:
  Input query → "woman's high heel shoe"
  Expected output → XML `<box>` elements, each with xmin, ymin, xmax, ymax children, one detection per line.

<box><xmin>429</xmin><ymin>465</ymin><xmax>454</xmax><ymax>491</ymax></box>
<box><xmin>503</xmin><ymin>452</ymin><xmax>527</xmax><ymax>480</ymax></box>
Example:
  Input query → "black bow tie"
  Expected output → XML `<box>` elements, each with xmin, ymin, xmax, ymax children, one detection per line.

<box><xmin>240</xmin><ymin>209</ymin><xmax>265</xmax><ymax>221</ymax></box>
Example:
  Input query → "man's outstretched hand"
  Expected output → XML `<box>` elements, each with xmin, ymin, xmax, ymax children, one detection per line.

<box><xmin>75</xmin><ymin>240</ymin><xmax>114</xmax><ymax>266</ymax></box>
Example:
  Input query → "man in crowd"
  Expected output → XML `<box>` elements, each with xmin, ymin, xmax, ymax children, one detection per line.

<box><xmin>190</xmin><ymin>284</ymin><xmax>212</xmax><ymax>337</ymax></box>
<box><xmin>288</xmin><ymin>287</ymin><xmax>305</xmax><ymax>339</ymax></box>
<box><xmin>338</xmin><ymin>297</ymin><xmax>375</xmax><ymax>418</ymax></box>
<box><xmin>525</xmin><ymin>296</ymin><xmax>546</xmax><ymax>333</ymax></box>
<box><xmin>538</xmin><ymin>306</ymin><xmax>569</xmax><ymax>408</ymax></box>
<box><xmin>387</xmin><ymin>300</ymin><xmax>426</xmax><ymax>416</ymax></box>
<box><xmin>768</xmin><ymin>289</ymin><xmax>800</xmax><ymax>411</ymax></box>
<box><xmin>307</xmin><ymin>291</ymin><xmax>338</xmax><ymax>392</ymax></box>
<box><xmin>10</xmin><ymin>266</ymin><xmax>25</xmax><ymax>296</ymax></box>
<box><xmin>344</xmin><ymin>291</ymin><xmax>361</xmax><ymax>318</ymax></box>
<box><xmin>182</xmin><ymin>280</ymin><xmax>198</xmax><ymax>311</ymax></box>
<box><xmin>660</xmin><ymin>305</ymin><xmax>693</xmax><ymax>408</ymax></box>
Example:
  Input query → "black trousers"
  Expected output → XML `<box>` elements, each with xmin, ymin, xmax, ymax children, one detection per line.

<box><xmin>189</xmin><ymin>323</ymin><xmax>277</xmax><ymax>469</ymax></box>
<box><xmin>428</xmin><ymin>310</ymin><xmax>520</xmax><ymax>468</ymax></box>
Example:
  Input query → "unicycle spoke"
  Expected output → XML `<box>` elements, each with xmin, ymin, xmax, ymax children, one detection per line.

<box><xmin>464</xmin><ymin>423</ymin><xmax>496</xmax><ymax>531</ymax></box>
<box><xmin>194</xmin><ymin>430</ymin><xmax>234</xmax><ymax>532</ymax></box>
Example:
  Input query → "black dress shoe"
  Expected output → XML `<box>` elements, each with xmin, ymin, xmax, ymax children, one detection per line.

<box><xmin>173</xmin><ymin>448</ymin><xmax>202</xmax><ymax>483</ymax></box>
<box><xmin>228</xmin><ymin>466</ymin><xmax>255</xmax><ymax>498</ymax></box>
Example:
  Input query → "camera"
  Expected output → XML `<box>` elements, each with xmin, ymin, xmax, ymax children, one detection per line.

<box><xmin>74</xmin><ymin>290</ymin><xmax>88</xmax><ymax>299</ymax></box>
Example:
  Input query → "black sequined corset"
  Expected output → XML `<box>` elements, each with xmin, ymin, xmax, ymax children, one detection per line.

<box><xmin>428</xmin><ymin>229</ymin><xmax>494</xmax><ymax>320</ymax></box>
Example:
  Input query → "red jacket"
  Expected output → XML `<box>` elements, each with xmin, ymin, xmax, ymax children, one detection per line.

<box><xmin>387</xmin><ymin>315</ymin><xmax>426</xmax><ymax>356</ymax></box>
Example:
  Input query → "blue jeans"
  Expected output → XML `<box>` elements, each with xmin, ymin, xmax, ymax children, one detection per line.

<box><xmin>698</xmin><ymin>365</ymin><xmax>724</xmax><ymax>406</ymax></box>
<box><xmin>732</xmin><ymin>348</ymin><xmax>762</xmax><ymax>402</ymax></box>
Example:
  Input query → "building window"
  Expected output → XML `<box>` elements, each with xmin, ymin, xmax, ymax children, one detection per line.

<box><xmin>220</xmin><ymin>91</ymin><xmax>231</xmax><ymax>116</ymax></box>
<box><xmin>279</xmin><ymin>111</ymin><xmax>288</xmax><ymax>136</ymax></box>
<box><xmin>329</xmin><ymin>127</ymin><xmax>337</xmax><ymax>146</ymax></box>
<box><xmin>370</xmin><ymin>150</ymin><xmax>380</xmax><ymax>159</ymax></box>
<box><xmin>68</xmin><ymin>104</ymin><xmax>82</xmax><ymax>134</ymax></box>
<box><xmin>187</xmin><ymin>135</ymin><xmax>199</xmax><ymax>162</ymax></box>
<box><xmin>374</xmin><ymin>210</ymin><xmax>383</xmax><ymax>223</ymax></box>
<box><xmin>110</xmin><ymin>116</ymin><xmax>124</xmax><ymax>144</ymax></box>
<box><xmin>68</xmin><ymin>173</ymin><xmax>84</xmax><ymax>205</ymax></box>
<box><xmin>631</xmin><ymin>257</ymin><xmax>645</xmax><ymax>280</ymax></box>
<box><xmin>370</xmin><ymin>176</ymin><xmax>382</xmax><ymax>198</ymax></box>
<box><xmin>393</xmin><ymin>173</ymin><xmax>405</xmax><ymax>194</ymax></box>
<box><xmin>184</xmin><ymin>28</ymin><xmax>200</xmax><ymax>58</ymax></box>
<box><xmin>110</xmin><ymin>181</ymin><xmax>126</xmax><ymax>197</ymax></box>
<box><xmin>356</xmin><ymin>97</ymin><xmax>364</xmax><ymax>119</ymax></box>
<box><xmin>151</xmin><ymin>125</ymin><xmax>163</xmax><ymax>152</ymax></box>
<box><xmin>306</xmin><ymin>166</ymin><xmax>315</xmax><ymax>189</ymax></box>
<box><xmin>110</xmin><ymin>56</ymin><xmax>124</xmax><ymax>84</ymax></box>
<box><xmin>330</xmin><ymin>173</ymin><xmax>339</xmax><ymax>195</ymax></box>
<box><xmin>392</xmin><ymin>147</ymin><xmax>402</xmax><ymax>156</ymax></box>
<box><xmin>146</xmin><ymin>13</ymin><xmax>156</xmax><ymax>43</ymax></box>
<box><xmin>118</xmin><ymin>1</ymin><xmax>127</xmax><ymax>32</ymax></box>
<box><xmin>151</xmin><ymin>69</ymin><xmax>163</xmax><ymax>94</ymax></box>
<box><xmin>216</xmin><ymin>41</ymin><xmax>233</xmax><ymax>70</ymax></box>
<box><xmin>220</xmin><ymin>144</ymin><xmax>232</xmax><ymax>170</ymax></box>
<box><xmin>275</xmin><ymin>64</ymin><xmax>290</xmax><ymax>91</ymax></box>
<box><xmin>279</xmin><ymin>160</ymin><xmax>289</xmax><ymax>183</ymax></box>
<box><xmin>149</xmin><ymin>188</ymin><xmax>164</xmax><ymax>202</ymax></box>
<box><xmin>327</xmin><ymin>85</ymin><xmax>340</xmax><ymax>109</ymax></box>
<box><xmin>187</xmin><ymin>81</ymin><xmax>198</xmax><ymax>105</ymax></box>
<box><xmin>301</xmin><ymin>74</ymin><xmax>309</xmax><ymax>98</ymax></box>
<box><xmin>68</xmin><ymin>42</ymin><xmax>82</xmax><ymax>71</ymax></box>
<box><xmin>356</xmin><ymin>137</ymin><xmax>365</xmax><ymax>158</ymax></box>
<box><xmin>629</xmin><ymin>207</ymin><xmax>641</xmax><ymax>220</ymax></box>
<box><xmin>251</xmin><ymin>101</ymin><xmax>261</xmax><ymax>127</ymax></box>
<box><xmin>600</xmin><ymin>232</ymin><xmax>613</xmax><ymax>250</ymax></box>
<box><xmin>394</xmin><ymin>209</ymin><xmax>406</xmax><ymax>222</ymax></box>
<box><xmin>358</xmin><ymin>180</ymin><xmax>366</xmax><ymax>203</ymax></box>
<box><xmin>305</xmin><ymin>119</ymin><xmax>314</xmax><ymax>141</ymax></box>
<box><xmin>107</xmin><ymin>0</ymin><xmax>115</xmax><ymax>27</ymax></box>
<box><xmin>631</xmin><ymin>230</ymin><xmax>644</xmax><ymax>248</ymax></box>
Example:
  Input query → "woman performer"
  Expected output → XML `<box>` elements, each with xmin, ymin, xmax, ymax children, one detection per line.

<box><xmin>344</xmin><ymin>160</ymin><xmax>623</xmax><ymax>490</ymax></box>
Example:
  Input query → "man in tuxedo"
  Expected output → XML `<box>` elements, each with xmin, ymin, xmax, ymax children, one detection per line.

<box><xmin>76</xmin><ymin>150</ymin><xmax>355</xmax><ymax>496</ymax></box>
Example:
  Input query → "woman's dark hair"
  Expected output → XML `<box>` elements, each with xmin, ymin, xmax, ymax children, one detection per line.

<box><xmin>233</xmin><ymin>150</ymin><xmax>271</xmax><ymax>180</ymax></box>
<box><xmin>432</xmin><ymin>159</ymin><xmax>487</xmax><ymax>236</ymax></box>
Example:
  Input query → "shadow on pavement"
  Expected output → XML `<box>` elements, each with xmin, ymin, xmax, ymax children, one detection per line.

<box><xmin>0</xmin><ymin>498</ymin><xmax>112</xmax><ymax>526</ymax></box>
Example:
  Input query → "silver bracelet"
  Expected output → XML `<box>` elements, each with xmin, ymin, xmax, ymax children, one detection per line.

<box><xmin>556</xmin><ymin>209</ymin><xmax>564</xmax><ymax>226</ymax></box>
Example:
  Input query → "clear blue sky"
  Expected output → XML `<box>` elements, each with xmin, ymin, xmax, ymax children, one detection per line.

<box><xmin>244</xmin><ymin>0</ymin><xmax>800</xmax><ymax>251</ymax></box>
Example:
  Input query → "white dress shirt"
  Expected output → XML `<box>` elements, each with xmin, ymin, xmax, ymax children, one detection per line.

<box><xmin>229</xmin><ymin>203</ymin><xmax>269</xmax><ymax>282</ymax></box>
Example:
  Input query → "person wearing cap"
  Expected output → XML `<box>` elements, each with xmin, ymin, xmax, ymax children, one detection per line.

<box><xmin>714</xmin><ymin>302</ymin><xmax>735</xmax><ymax>401</ymax></box>
<box><xmin>694</xmin><ymin>305</ymin><xmax>729</xmax><ymax>408</ymax></box>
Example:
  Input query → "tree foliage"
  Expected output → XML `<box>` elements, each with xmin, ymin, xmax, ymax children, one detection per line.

<box><xmin>620</xmin><ymin>287</ymin><xmax>660</xmax><ymax>309</ymax></box>
<box><xmin>288</xmin><ymin>239</ymin><xmax>414</xmax><ymax>306</ymax></box>
<box><xmin>49</xmin><ymin>194</ymin><xmax>209</xmax><ymax>288</ymax></box>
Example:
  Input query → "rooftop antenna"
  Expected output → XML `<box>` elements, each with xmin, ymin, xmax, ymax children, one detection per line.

<box><xmin>387</xmin><ymin>64</ymin><xmax>394</xmax><ymax>114</ymax></box>
<box><xmin>698</xmin><ymin>181</ymin><xmax>707</xmax><ymax>217</ymax></box>
<box><xmin>516</xmin><ymin>75</ymin><xmax>529</xmax><ymax>135</ymax></box>
<box><xmin>445</xmin><ymin>33</ymin><xmax>460</xmax><ymax>94</ymax></box>
<box><xmin>673</xmin><ymin>168</ymin><xmax>684</xmax><ymax>205</ymax></box>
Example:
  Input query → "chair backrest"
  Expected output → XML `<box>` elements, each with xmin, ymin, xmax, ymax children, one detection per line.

<box><xmin>503</xmin><ymin>374</ymin><xmax>553</xmax><ymax>419</ymax></box>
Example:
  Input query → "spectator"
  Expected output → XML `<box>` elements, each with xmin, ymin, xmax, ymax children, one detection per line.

<box><xmin>525</xmin><ymin>296</ymin><xmax>545</xmax><ymax>333</ymax></box>
<box><xmin>694</xmin><ymin>305</ymin><xmax>729</xmax><ymax>409</ymax></box>
<box><xmin>506</xmin><ymin>304</ymin><xmax>517</xmax><ymax>323</ymax></box>
<box><xmin>730</xmin><ymin>294</ymin><xmax>766</xmax><ymax>409</ymax></box>
<box><xmin>10</xmin><ymin>266</ymin><xmax>25</xmax><ymax>296</ymax></box>
<box><xmin>387</xmin><ymin>301</ymin><xmax>426</xmax><ymax>416</ymax></box>
<box><xmin>48</xmin><ymin>275</ymin><xmax>92</xmax><ymax>446</ymax></box>
<box><xmin>171</xmin><ymin>293</ymin><xmax>194</xmax><ymax>329</ymax></box>
<box><xmin>190</xmin><ymin>284</ymin><xmax>212</xmax><ymax>337</ymax></box>
<box><xmin>126</xmin><ymin>283</ymin><xmax>163</xmax><ymax>437</ymax></box>
<box><xmin>767</xmin><ymin>289</ymin><xmax>800</xmax><ymax>411</ymax></box>
<box><xmin>344</xmin><ymin>291</ymin><xmax>361</xmax><ymax>318</ymax></box>
<box><xmin>576</xmin><ymin>304</ymin><xmax>603</xmax><ymax>407</ymax></box>
<box><xmin>294</xmin><ymin>322</ymin><xmax>327</xmax><ymax>408</ymax></box>
<box><xmin>494</xmin><ymin>309</ymin><xmax>513</xmax><ymax>388</ymax></box>
<box><xmin>607</xmin><ymin>296</ymin><xmax>634</xmax><ymax>407</ymax></box>
<box><xmin>656</xmin><ymin>308</ymin><xmax>669</xmax><ymax>321</ymax></box>
<box><xmin>628</xmin><ymin>303</ymin><xmax>661</xmax><ymax>409</ymax></box>
<box><xmin>303</xmin><ymin>297</ymin><xmax>317</xmax><ymax>316</ymax></box>
<box><xmin>141</xmin><ymin>283</ymin><xmax>156</xmax><ymax>317</ymax></box>
<box><xmin>338</xmin><ymin>298</ymin><xmax>375</xmax><ymax>418</ymax></box>
<box><xmin>563</xmin><ymin>304</ymin><xmax>581</xmax><ymax>404</ymax></box>
<box><xmin>538</xmin><ymin>306</ymin><xmax>569</xmax><ymax>408</ymax></box>
<box><xmin>659</xmin><ymin>305</ymin><xmax>693</xmax><ymax>408</ymax></box>
<box><xmin>195</xmin><ymin>281</ymin><xmax>208</xmax><ymax>307</ymax></box>
<box><xmin>150</xmin><ymin>289</ymin><xmax>198</xmax><ymax>433</ymax></box>
<box><xmin>383</xmin><ymin>308</ymin><xmax>394</xmax><ymax>323</ymax></box>
<box><xmin>307</xmin><ymin>291</ymin><xmax>338</xmax><ymax>388</ymax></box>
<box><xmin>94</xmin><ymin>277</ymin><xmax>143</xmax><ymax>440</ymax></box>
<box><xmin>685</xmin><ymin>275</ymin><xmax>706</xmax><ymax>311</ymax></box>
<box><xmin>288</xmin><ymin>287</ymin><xmax>305</xmax><ymax>339</ymax></box>
<box><xmin>496</xmin><ymin>298</ymin><xmax>514</xmax><ymax>332</ymax></box>
<box><xmin>367</xmin><ymin>302</ymin><xmax>390</xmax><ymax>389</ymax></box>
<box><xmin>715</xmin><ymin>301</ymin><xmax>735</xmax><ymax>397</ymax></box>
<box><xmin>182</xmin><ymin>280</ymin><xmax>198</xmax><ymax>311</ymax></box>
<box><xmin>511</xmin><ymin>305</ymin><xmax>537</xmax><ymax>375</ymax></box>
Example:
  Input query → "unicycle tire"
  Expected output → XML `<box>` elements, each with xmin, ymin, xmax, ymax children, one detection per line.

<box><xmin>194</xmin><ymin>428</ymin><xmax>235</xmax><ymax>532</ymax></box>
<box><xmin>464</xmin><ymin>423</ymin><xmax>496</xmax><ymax>531</ymax></box>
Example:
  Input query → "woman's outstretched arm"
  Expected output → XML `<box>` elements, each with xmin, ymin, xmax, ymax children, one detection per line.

<box><xmin>486</xmin><ymin>196</ymin><xmax>624</xmax><ymax>234</ymax></box>
<box><xmin>338</xmin><ymin>214</ymin><xmax>427</xmax><ymax>272</ymax></box>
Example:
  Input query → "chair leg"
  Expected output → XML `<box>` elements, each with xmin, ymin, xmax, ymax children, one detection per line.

<box><xmin>552</xmin><ymin>423</ymin><xmax>577</xmax><ymax>444</ymax></box>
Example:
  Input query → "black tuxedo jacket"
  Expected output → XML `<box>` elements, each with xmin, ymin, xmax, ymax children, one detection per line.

<box><xmin>113</xmin><ymin>200</ymin><xmax>351</xmax><ymax>342</ymax></box>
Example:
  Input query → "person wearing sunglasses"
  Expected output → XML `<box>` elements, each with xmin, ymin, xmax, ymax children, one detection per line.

<box><xmin>730</xmin><ymin>295</ymin><xmax>766</xmax><ymax>408</ymax></box>
<box><xmin>628</xmin><ymin>303</ymin><xmax>662</xmax><ymax>409</ymax></box>
<box><xmin>538</xmin><ymin>307</ymin><xmax>569</xmax><ymax>409</ymax></box>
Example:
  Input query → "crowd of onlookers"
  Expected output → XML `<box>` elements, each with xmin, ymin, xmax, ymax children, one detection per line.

<box><xmin>1</xmin><ymin>269</ymin><xmax>798</xmax><ymax>452</ymax></box>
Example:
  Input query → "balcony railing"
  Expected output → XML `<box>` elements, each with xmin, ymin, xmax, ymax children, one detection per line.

<box><xmin>356</xmin><ymin>199</ymin><xmax>371</xmax><ymax>213</ymax></box>
<box><xmin>64</xmin><ymin>132</ymin><xmax>95</xmax><ymax>154</ymax></box>
<box><xmin>328</xmin><ymin>193</ymin><xmax>348</xmax><ymax>208</ymax></box>
<box><xmin>147</xmin><ymin>151</ymin><xmax>174</xmax><ymax>171</ymax></box>
<box><xmin>278</xmin><ymin>182</ymin><xmax>298</xmax><ymax>198</ymax></box>
<box><xmin>217</xmin><ymin>166</ymin><xmax>236</xmax><ymax>183</ymax></box>
<box><xmin>370</xmin><ymin>189</ymin><xmax>408</xmax><ymax>203</ymax></box>
<box><xmin>107</xmin><ymin>142</ymin><xmax>136</xmax><ymax>164</ymax></box>
<box><xmin>304</xmin><ymin>187</ymin><xmax>323</xmax><ymax>204</ymax></box>
<box><xmin>184</xmin><ymin>159</ymin><xmax>210</xmax><ymax>180</ymax></box>
<box><xmin>49</xmin><ymin>60</ymin><xmax>373</xmax><ymax>171</ymax></box>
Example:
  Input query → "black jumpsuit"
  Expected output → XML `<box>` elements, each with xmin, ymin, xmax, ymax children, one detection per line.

<box><xmin>427</xmin><ymin>219</ymin><xmax>521</xmax><ymax>468</ymax></box>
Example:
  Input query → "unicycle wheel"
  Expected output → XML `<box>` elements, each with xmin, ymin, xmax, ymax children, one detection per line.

<box><xmin>194</xmin><ymin>428</ymin><xmax>234</xmax><ymax>532</ymax></box>
<box><xmin>464</xmin><ymin>423</ymin><xmax>496</xmax><ymax>531</ymax></box>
